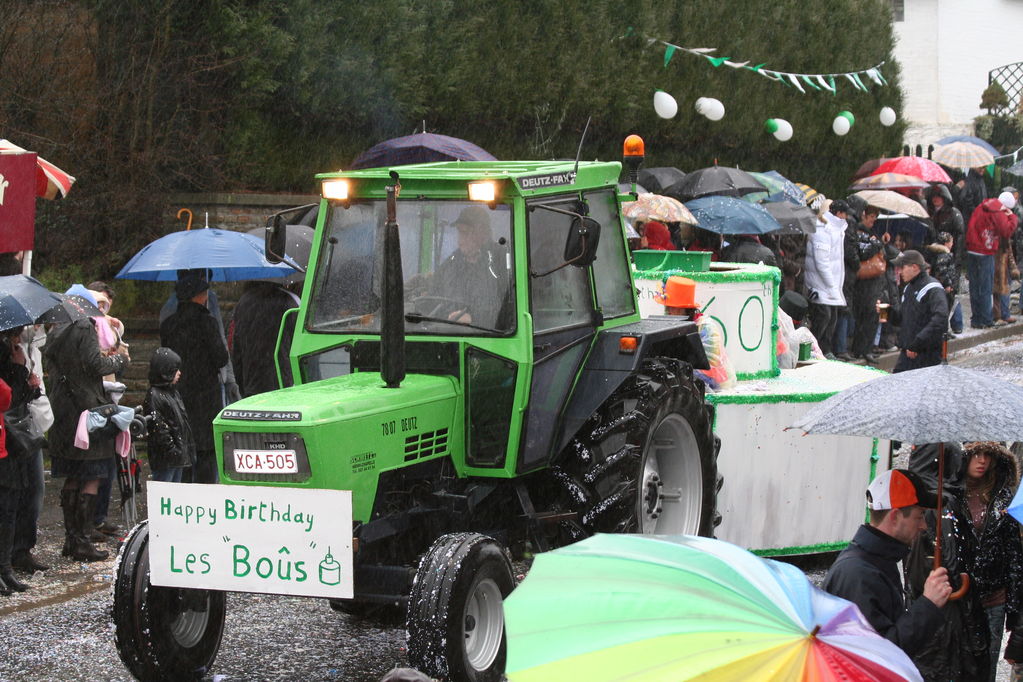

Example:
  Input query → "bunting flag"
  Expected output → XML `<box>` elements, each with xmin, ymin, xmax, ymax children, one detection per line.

<box><xmin>657</xmin><ymin>39</ymin><xmax>887</xmax><ymax>94</ymax></box>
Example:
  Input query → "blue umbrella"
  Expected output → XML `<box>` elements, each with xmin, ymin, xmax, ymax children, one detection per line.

<box><xmin>1007</xmin><ymin>160</ymin><xmax>1023</xmax><ymax>177</ymax></box>
<box><xmin>351</xmin><ymin>132</ymin><xmax>496</xmax><ymax>169</ymax></box>
<box><xmin>934</xmin><ymin>135</ymin><xmax>998</xmax><ymax>156</ymax></box>
<box><xmin>684</xmin><ymin>196</ymin><xmax>783</xmax><ymax>235</ymax></box>
<box><xmin>0</xmin><ymin>275</ymin><xmax>62</xmax><ymax>331</ymax></box>
<box><xmin>116</xmin><ymin>228</ymin><xmax>297</xmax><ymax>282</ymax></box>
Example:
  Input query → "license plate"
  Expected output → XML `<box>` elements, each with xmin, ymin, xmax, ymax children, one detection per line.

<box><xmin>233</xmin><ymin>449</ymin><xmax>298</xmax><ymax>474</ymax></box>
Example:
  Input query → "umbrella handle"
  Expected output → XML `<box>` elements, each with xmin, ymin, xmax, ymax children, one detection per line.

<box><xmin>177</xmin><ymin>208</ymin><xmax>193</xmax><ymax>231</ymax></box>
<box><xmin>950</xmin><ymin>573</ymin><xmax>970</xmax><ymax>601</ymax></box>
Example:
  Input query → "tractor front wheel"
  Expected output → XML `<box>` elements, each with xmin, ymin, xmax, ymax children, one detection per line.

<box><xmin>113</xmin><ymin>521</ymin><xmax>226</xmax><ymax>681</ymax></box>
<box><xmin>406</xmin><ymin>533</ymin><xmax>514</xmax><ymax>682</ymax></box>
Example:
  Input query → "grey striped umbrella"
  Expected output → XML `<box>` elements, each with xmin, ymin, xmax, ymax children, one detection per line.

<box><xmin>788</xmin><ymin>364</ymin><xmax>1023</xmax><ymax>444</ymax></box>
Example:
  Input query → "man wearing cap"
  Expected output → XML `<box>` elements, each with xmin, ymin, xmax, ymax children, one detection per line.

<box><xmin>965</xmin><ymin>192</ymin><xmax>1018</xmax><ymax>329</ymax></box>
<box><xmin>430</xmin><ymin>205</ymin><xmax>510</xmax><ymax>330</ymax></box>
<box><xmin>881</xmin><ymin>249</ymin><xmax>948</xmax><ymax>373</ymax></box>
<box><xmin>160</xmin><ymin>273</ymin><xmax>230</xmax><ymax>483</ymax></box>
<box><xmin>824</xmin><ymin>469</ymin><xmax>950</xmax><ymax>659</ymax></box>
<box><xmin>655</xmin><ymin>276</ymin><xmax>735</xmax><ymax>390</ymax></box>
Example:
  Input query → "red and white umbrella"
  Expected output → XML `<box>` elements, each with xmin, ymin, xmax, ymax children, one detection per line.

<box><xmin>0</xmin><ymin>139</ymin><xmax>76</xmax><ymax>199</ymax></box>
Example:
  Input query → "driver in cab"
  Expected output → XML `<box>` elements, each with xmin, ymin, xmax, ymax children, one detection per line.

<box><xmin>431</xmin><ymin>205</ymin><xmax>507</xmax><ymax>328</ymax></box>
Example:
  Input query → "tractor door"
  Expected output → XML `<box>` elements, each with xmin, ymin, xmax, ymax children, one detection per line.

<box><xmin>517</xmin><ymin>196</ymin><xmax>601</xmax><ymax>472</ymax></box>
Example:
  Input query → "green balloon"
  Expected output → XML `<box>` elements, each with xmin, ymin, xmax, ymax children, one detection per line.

<box><xmin>764</xmin><ymin>119</ymin><xmax>779</xmax><ymax>134</ymax></box>
<box><xmin>839</xmin><ymin>110</ymin><xmax>855</xmax><ymax>125</ymax></box>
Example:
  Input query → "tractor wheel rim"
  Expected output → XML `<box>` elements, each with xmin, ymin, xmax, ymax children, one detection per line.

<box><xmin>170</xmin><ymin>595</ymin><xmax>211</xmax><ymax>648</ymax></box>
<box><xmin>464</xmin><ymin>577</ymin><xmax>504</xmax><ymax>671</ymax></box>
<box><xmin>640</xmin><ymin>413</ymin><xmax>702</xmax><ymax>534</ymax></box>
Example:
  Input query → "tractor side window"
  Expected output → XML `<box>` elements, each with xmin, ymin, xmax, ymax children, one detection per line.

<box><xmin>587</xmin><ymin>189</ymin><xmax>636</xmax><ymax>319</ymax></box>
<box><xmin>528</xmin><ymin>202</ymin><xmax>594</xmax><ymax>332</ymax></box>
<box><xmin>465</xmin><ymin>347</ymin><xmax>517</xmax><ymax>468</ymax></box>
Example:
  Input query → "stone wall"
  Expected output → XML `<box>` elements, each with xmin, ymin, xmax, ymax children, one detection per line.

<box><xmin>166</xmin><ymin>192</ymin><xmax>318</xmax><ymax>233</ymax></box>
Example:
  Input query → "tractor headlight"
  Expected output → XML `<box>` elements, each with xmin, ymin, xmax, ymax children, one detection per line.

<box><xmin>322</xmin><ymin>179</ymin><xmax>350</xmax><ymax>201</ymax></box>
<box><xmin>468</xmin><ymin>181</ymin><xmax>497</xmax><ymax>203</ymax></box>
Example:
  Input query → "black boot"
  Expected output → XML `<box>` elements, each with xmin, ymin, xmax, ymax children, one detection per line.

<box><xmin>0</xmin><ymin>573</ymin><xmax>10</xmax><ymax>597</ymax></box>
<box><xmin>0</xmin><ymin>523</ymin><xmax>28</xmax><ymax>592</ymax></box>
<box><xmin>11</xmin><ymin>550</ymin><xmax>50</xmax><ymax>573</ymax></box>
<box><xmin>72</xmin><ymin>493</ymin><xmax>109</xmax><ymax>562</ymax></box>
<box><xmin>60</xmin><ymin>489</ymin><xmax>78</xmax><ymax>558</ymax></box>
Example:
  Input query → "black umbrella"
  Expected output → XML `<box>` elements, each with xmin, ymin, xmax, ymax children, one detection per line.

<box><xmin>762</xmin><ymin>202</ymin><xmax>818</xmax><ymax>235</ymax></box>
<box><xmin>0</xmin><ymin>275</ymin><xmax>61</xmax><ymax>332</ymax></box>
<box><xmin>637</xmin><ymin>167</ymin><xmax>686</xmax><ymax>195</ymax></box>
<box><xmin>351</xmin><ymin>132</ymin><xmax>496</xmax><ymax>169</ymax></box>
<box><xmin>37</xmin><ymin>293</ymin><xmax>104</xmax><ymax>325</ymax></box>
<box><xmin>671</xmin><ymin>166</ymin><xmax>767</xmax><ymax>201</ymax></box>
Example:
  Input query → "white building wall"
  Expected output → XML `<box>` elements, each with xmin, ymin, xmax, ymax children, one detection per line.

<box><xmin>893</xmin><ymin>0</ymin><xmax>1023</xmax><ymax>147</ymax></box>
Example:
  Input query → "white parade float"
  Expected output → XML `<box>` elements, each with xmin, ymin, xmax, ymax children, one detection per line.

<box><xmin>635</xmin><ymin>254</ymin><xmax>887</xmax><ymax>556</ymax></box>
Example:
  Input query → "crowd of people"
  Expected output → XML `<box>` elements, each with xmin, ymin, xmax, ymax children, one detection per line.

<box><xmin>631</xmin><ymin>173</ymin><xmax>1023</xmax><ymax>372</ymax></box>
<box><xmin>0</xmin><ymin>258</ymin><xmax>303</xmax><ymax>595</ymax></box>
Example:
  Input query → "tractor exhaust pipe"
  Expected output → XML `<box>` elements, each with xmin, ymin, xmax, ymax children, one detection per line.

<box><xmin>381</xmin><ymin>171</ymin><xmax>406</xmax><ymax>388</ymax></box>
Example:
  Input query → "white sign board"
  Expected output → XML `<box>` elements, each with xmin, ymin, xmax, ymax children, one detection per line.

<box><xmin>148</xmin><ymin>482</ymin><xmax>353</xmax><ymax>599</ymax></box>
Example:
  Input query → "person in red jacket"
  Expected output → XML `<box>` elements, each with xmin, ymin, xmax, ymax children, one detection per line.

<box><xmin>0</xmin><ymin>377</ymin><xmax>19</xmax><ymax>595</ymax></box>
<box><xmin>965</xmin><ymin>193</ymin><xmax>1018</xmax><ymax>329</ymax></box>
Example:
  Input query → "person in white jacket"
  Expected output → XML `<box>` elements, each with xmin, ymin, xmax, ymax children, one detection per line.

<box><xmin>803</xmin><ymin>198</ymin><xmax>848</xmax><ymax>358</ymax></box>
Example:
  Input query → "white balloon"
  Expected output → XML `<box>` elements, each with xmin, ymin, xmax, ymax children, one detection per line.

<box><xmin>879</xmin><ymin>106</ymin><xmax>897</xmax><ymax>127</ymax></box>
<box><xmin>696</xmin><ymin>97</ymin><xmax>725</xmax><ymax>121</ymax></box>
<box><xmin>773</xmin><ymin>119</ymin><xmax>793</xmax><ymax>142</ymax></box>
<box><xmin>654</xmin><ymin>90</ymin><xmax>678</xmax><ymax>119</ymax></box>
<box><xmin>832</xmin><ymin>115</ymin><xmax>851</xmax><ymax>136</ymax></box>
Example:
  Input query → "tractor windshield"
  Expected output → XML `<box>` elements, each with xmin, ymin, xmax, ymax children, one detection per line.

<box><xmin>308</xmin><ymin>200</ymin><xmax>514</xmax><ymax>335</ymax></box>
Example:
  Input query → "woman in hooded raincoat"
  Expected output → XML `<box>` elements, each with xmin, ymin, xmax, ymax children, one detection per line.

<box><xmin>45</xmin><ymin>313</ymin><xmax>128</xmax><ymax>562</ymax></box>
<box><xmin>906</xmin><ymin>442</ymin><xmax>990</xmax><ymax>681</ymax></box>
<box><xmin>960</xmin><ymin>442</ymin><xmax>1023</xmax><ymax>682</ymax></box>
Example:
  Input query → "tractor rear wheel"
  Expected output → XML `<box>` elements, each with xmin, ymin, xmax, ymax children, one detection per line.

<box><xmin>550</xmin><ymin>357</ymin><xmax>720</xmax><ymax>538</ymax></box>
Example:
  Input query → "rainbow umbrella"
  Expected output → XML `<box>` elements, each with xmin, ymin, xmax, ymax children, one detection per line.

<box><xmin>504</xmin><ymin>534</ymin><xmax>922</xmax><ymax>682</ymax></box>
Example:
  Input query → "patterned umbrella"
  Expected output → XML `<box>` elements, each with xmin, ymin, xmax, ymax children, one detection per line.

<box><xmin>849</xmin><ymin>173</ymin><xmax>930</xmax><ymax>191</ymax></box>
<box><xmin>505</xmin><ymin>534</ymin><xmax>923</xmax><ymax>682</ymax></box>
<box><xmin>935</xmin><ymin>135</ymin><xmax>998</xmax><ymax>156</ymax></box>
<box><xmin>0</xmin><ymin>139</ymin><xmax>76</xmax><ymax>199</ymax></box>
<box><xmin>789</xmin><ymin>364</ymin><xmax>1023</xmax><ymax>443</ymax></box>
<box><xmin>931</xmin><ymin>142</ymin><xmax>995</xmax><ymax>169</ymax></box>
<box><xmin>622</xmin><ymin>193</ymin><xmax>698</xmax><ymax>225</ymax></box>
<box><xmin>852</xmin><ymin>190</ymin><xmax>929</xmax><ymax>219</ymax></box>
<box><xmin>795</xmin><ymin>182</ymin><xmax>826</xmax><ymax>211</ymax></box>
<box><xmin>872</xmin><ymin>157</ymin><xmax>952</xmax><ymax>183</ymax></box>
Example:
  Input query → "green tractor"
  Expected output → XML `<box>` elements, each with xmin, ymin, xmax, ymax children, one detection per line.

<box><xmin>113</xmin><ymin>139</ymin><xmax>721</xmax><ymax>681</ymax></box>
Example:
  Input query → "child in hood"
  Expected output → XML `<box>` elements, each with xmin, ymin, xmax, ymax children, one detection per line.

<box><xmin>142</xmin><ymin>348</ymin><xmax>195</xmax><ymax>483</ymax></box>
